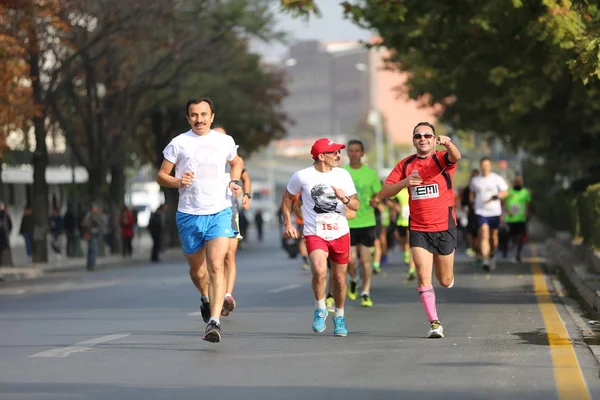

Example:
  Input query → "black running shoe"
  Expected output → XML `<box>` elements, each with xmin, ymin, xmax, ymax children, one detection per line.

<box><xmin>200</xmin><ymin>300</ymin><xmax>211</xmax><ymax>324</ymax></box>
<box><xmin>203</xmin><ymin>321</ymin><xmax>222</xmax><ymax>343</ymax></box>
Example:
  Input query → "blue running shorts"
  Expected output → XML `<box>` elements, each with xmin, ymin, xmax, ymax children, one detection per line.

<box><xmin>476</xmin><ymin>215</ymin><xmax>501</xmax><ymax>230</ymax></box>
<box><xmin>176</xmin><ymin>207</ymin><xmax>235</xmax><ymax>254</ymax></box>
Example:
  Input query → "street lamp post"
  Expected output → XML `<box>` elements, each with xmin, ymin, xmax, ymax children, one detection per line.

<box><xmin>368</xmin><ymin>109</ymin><xmax>384</xmax><ymax>175</ymax></box>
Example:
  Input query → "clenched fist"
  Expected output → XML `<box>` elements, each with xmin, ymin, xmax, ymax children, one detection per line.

<box><xmin>436</xmin><ymin>135</ymin><xmax>452</xmax><ymax>147</ymax></box>
<box><xmin>180</xmin><ymin>171</ymin><xmax>195</xmax><ymax>187</ymax></box>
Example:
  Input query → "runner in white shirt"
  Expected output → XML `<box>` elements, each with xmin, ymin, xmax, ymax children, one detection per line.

<box><xmin>213</xmin><ymin>125</ymin><xmax>251</xmax><ymax>319</ymax></box>
<box><xmin>157</xmin><ymin>97</ymin><xmax>243</xmax><ymax>343</ymax></box>
<box><xmin>281</xmin><ymin>138</ymin><xmax>359</xmax><ymax>337</ymax></box>
<box><xmin>469</xmin><ymin>157</ymin><xmax>509</xmax><ymax>271</ymax></box>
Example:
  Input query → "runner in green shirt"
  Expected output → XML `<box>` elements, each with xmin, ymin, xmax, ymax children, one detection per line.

<box><xmin>343</xmin><ymin>140</ymin><xmax>382</xmax><ymax>308</ymax></box>
<box><xmin>502</xmin><ymin>176</ymin><xmax>531</xmax><ymax>262</ymax></box>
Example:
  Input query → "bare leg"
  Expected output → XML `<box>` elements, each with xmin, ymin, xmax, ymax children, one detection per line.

<box><xmin>330</xmin><ymin>261</ymin><xmax>348</xmax><ymax>309</ymax></box>
<box><xmin>205</xmin><ymin>237</ymin><xmax>230</xmax><ymax>319</ymax></box>
<box><xmin>358</xmin><ymin>245</ymin><xmax>373</xmax><ymax>294</ymax></box>
<box><xmin>434</xmin><ymin>252</ymin><xmax>455</xmax><ymax>287</ymax></box>
<box><xmin>309</xmin><ymin>249</ymin><xmax>329</xmax><ymax>301</ymax></box>
<box><xmin>224</xmin><ymin>238</ymin><xmax>239</xmax><ymax>294</ymax></box>
<box><xmin>347</xmin><ymin>246</ymin><xmax>359</xmax><ymax>280</ymax></box>
<box><xmin>187</xmin><ymin>250</ymin><xmax>209</xmax><ymax>297</ymax></box>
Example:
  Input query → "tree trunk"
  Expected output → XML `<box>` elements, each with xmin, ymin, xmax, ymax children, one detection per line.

<box><xmin>29</xmin><ymin>26</ymin><xmax>49</xmax><ymax>263</ymax></box>
<box><xmin>109</xmin><ymin>164</ymin><xmax>125</xmax><ymax>255</ymax></box>
<box><xmin>0</xmin><ymin>161</ymin><xmax>5</xmax><ymax>200</ymax></box>
<box><xmin>152</xmin><ymin>110</ymin><xmax>180</xmax><ymax>248</ymax></box>
<box><xmin>87</xmin><ymin>166</ymin><xmax>105</xmax><ymax>203</ymax></box>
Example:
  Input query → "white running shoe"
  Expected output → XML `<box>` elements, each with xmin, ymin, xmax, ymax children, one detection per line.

<box><xmin>428</xmin><ymin>320</ymin><xmax>444</xmax><ymax>338</ymax></box>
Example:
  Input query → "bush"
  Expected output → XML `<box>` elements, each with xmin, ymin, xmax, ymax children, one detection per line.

<box><xmin>581</xmin><ymin>183</ymin><xmax>600</xmax><ymax>249</ymax></box>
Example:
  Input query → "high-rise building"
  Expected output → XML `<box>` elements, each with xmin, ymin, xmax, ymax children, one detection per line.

<box><xmin>280</xmin><ymin>39</ymin><xmax>437</xmax><ymax>150</ymax></box>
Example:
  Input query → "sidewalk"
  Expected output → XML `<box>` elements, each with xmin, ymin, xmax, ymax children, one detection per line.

<box><xmin>0</xmin><ymin>232</ymin><xmax>184</xmax><ymax>283</ymax></box>
<box><xmin>545</xmin><ymin>229</ymin><xmax>600</xmax><ymax>315</ymax></box>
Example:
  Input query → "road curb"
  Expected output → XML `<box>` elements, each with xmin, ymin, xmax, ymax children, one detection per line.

<box><xmin>0</xmin><ymin>250</ymin><xmax>185</xmax><ymax>284</ymax></box>
<box><xmin>545</xmin><ymin>237</ymin><xmax>600</xmax><ymax>315</ymax></box>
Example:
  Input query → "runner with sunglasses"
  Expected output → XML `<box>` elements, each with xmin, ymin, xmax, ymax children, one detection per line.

<box><xmin>281</xmin><ymin>138</ymin><xmax>359</xmax><ymax>336</ymax></box>
<box><xmin>381</xmin><ymin>122</ymin><xmax>461</xmax><ymax>338</ymax></box>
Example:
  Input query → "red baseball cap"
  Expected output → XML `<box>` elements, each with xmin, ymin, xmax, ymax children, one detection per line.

<box><xmin>310</xmin><ymin>138</ymin><xmax>346</xmax><ymax>160</ymax></box>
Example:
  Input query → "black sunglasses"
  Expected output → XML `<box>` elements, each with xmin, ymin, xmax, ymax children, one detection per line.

<box><xmin>323</xmin><ymin>150</ymin><xmax>341</xmax><ymax>155</ymax></box>
<box><xmin>413</xmin><ymin>133</ymin><xmax>435</xmax><ymax>140</ymax></box>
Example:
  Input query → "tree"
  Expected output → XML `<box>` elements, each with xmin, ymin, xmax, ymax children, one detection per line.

<box><xmin>2</xmin><ymin>0</ymin><xmax>74</xmax><ymax>262</ymax></box>
<box><xmin>49</xmin><ymin>0</ymin><xmax>287</xmax><ymax>251</ymax></box>
<box><xmin>280</xmin><ymin>0</ymin><xmax>600</xmax><ymax>83</ymax></box>
<box><xmin>280</xmin><ymin>1</ymin><xmax>600</xmax><ymax>179</ymax></box>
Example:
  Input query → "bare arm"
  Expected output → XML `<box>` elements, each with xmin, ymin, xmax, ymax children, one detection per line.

<box><xmin>343</xmin><ymin>194</ymin><xmax>360</xmax><ymax>212</ymax></box>
<box><xmin>228</xmin><ymin>156</ymin><xmax>244</xmax><ymax>197</ymax></box>
<box><xmin>382</xmin><ymin>174</ymin><xmax>422</xmax><ymax>198</ymax></box>
<box><xmin>281</xmin><ymin>190</ymin><xmax>299</xmax><ymax>238</ymax></box>
<box><xmin>437</xmin><ymin>135</ymin><xmax>461</xmax><ymax>163</ymax></box>
<box><xmin>497</xmin><ymin>189</ymin><xmax>509</xmax><ymax>200</ymax></box>
<box><xmin>292</xmin><ymin>198</ymin><xmax>303</xmax><ymax>221</ymax></box>
<box><xmin>241</xmin><ymin>166</ymin><xmax>252</xmax><ymax>210</ymax></box>
<box><xmin>157</xmin><ymin>159</ymin><xmax>185</xmax><ymax>188</ymax></box>
<box><xmin>345</xmin><ymin>207</ymin><xmax>357</xmax><ymax>220</ymax></box>
<box><xmin>241</xmin><ymin>169</ymin><xmax>252</xmax><ymax>195</ymax></box>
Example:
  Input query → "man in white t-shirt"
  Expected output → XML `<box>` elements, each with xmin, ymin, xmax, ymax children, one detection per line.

<box><xmin>469</xmin><ymin>157</ymin><xmax>509</xmax><ymax>271</ymax></box>
<box><xmin>157</xmin><ymin>97</ymin><xmax>243</xmax><ymax>343</ymax></box>
<box><xmin>212</xmin><ymin>125</ymin><xmax>252</xmax><ymax>319</ymax></box>
<box><xmin>281</xmin><ymin>138</ymin><xmax>359</xmax><ymax>337</ymax></box>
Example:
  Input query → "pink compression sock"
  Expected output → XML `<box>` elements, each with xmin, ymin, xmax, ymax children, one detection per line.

<box><xmin>418</xmin><ymin>285</ymin><xmax>438</xmax><ymax>322</ymax></box>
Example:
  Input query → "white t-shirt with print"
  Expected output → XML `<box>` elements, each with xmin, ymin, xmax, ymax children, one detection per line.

<box><xmin>470</xmin><ymin>172</ymin><xmax>509</xmax><ymax>217</ymax></box>
<box><xmin>287</xmin><ymin>166</ymin><xmax>357</xmax><ymax>240</ymax></box>
<box><xmin>163</xmin><ymin>129</ymin><xmax>238</xmax><ymax>215</ymax></box>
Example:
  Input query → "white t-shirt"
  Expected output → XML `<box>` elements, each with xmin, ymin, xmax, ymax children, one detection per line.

<box><xmin>470</xmin><ymin>172</ymin><xmax>508</xmax><ymax>217</ymax></box>
<box><xmin>163</xmin><ymin>130</ymin><xmax>238</xmax><ymax>215</ymax></box>
<box><xmin>287</xmin><ymin>166</ymin><xmax>357</xmax><ymax>240</ymax></box>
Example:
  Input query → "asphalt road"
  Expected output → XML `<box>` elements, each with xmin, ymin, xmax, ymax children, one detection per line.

<box><xmin>0</xmin><ymin>229</ymin><xmax>598</xmax><ymax>400</ymax></box>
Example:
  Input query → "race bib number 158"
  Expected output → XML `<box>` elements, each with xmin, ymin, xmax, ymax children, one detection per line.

<box><xmin>316</xmin><ymin>213</ymin><xmax>348</xmax><ymax>240</ymax></box>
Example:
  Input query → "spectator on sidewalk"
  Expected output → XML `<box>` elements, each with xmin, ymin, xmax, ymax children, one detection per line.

<box><xmin>0</xmin><ymin>202</ymin><xmax>13</xmax><ymax>266</ymax></box>
<box><xmin>49</xmin><ymin>206</ymin><xmax>64</xmax><ymax>261</ymax></box>
<box><xmin>148</xmin><ymin>203</ymin><xmax>167</xmax><ymax>262</ymax></box>
<box><xmin>120</xmin><ymin>205</ymin><xmax>135</xmax><ymax>257</ymax></box>
<box><xmin>102</xmin><ymin>207</ymin><xmax>112</xmax><ymax>254</ymax></box>
<box><xmin>254</xmin><ymin>209</ymin><xmax>264</xmax><ymax>242</ymax></box>
<box><xmin>19</xmin><ymin>205</ymin><xmax>33</xmax><ymax>262</ymax></box>
<box><xmin>63</xmin><ymin>205</ymin><xmax>77</xmax><ymax>257</ymax></box>
<box><xmin>239</xmin><ymin>208</ymin><xmax>249</xmax><ymax>243</ymax></box>
<box><xmin>82</xmin><ymin>203</ymin><xmax>103</xmax><ymax>271</ymax></box>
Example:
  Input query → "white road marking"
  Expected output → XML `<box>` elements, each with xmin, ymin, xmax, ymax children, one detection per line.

<box><xmin>268</xmin><ymin>284</ymin><xmax>301</xmax><ymax>293</ymax></box>
<box><xmin>29</xmin><ymin>334</ymin><xmax>131</xmax><ymax>358</ymax></box>
<box><xmin>188</xmin><ymin>311</ymin><xmax>202</xmax><ymax>316</ymax></box>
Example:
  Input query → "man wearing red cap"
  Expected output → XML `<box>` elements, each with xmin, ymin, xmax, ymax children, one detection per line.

<box><xmin>281</xmin><ymin>138</ymin><xmax>359</xmax><ymax>337</ymax></box>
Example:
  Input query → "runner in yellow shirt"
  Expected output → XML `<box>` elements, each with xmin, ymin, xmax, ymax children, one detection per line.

<box><xmin>394</xmin><ymin>188</ymin><xmax>416</xmax><ymax>280</ymax></box>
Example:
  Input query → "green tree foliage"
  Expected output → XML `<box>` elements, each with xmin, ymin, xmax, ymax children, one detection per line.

<box><xmin>281</xmin><ymin>1</ymin><xmax>600</xmax><ymax>178</ymax></box>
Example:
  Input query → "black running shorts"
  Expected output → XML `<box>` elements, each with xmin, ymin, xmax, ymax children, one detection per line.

<box><xmin>350</xmin><ymin>226</ymin><xmax>376</xmax><ymax>247</ymax></box>
<box><xmin>409</xmin><ymin>228</ymin><xmax>457</xmax><ymax>256</ymax></box>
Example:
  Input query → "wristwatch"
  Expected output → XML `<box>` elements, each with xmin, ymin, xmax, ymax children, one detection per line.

<box><xmin>243</xmin><ymin>193</ymin><xmax>251</xmax><ymax>199</ymax></box>
<box><xmin>229</xmin><ymin>180</ymin><xmax>241</xmax><ymax>187</ymax></box>
<box><xmin>343</xmin><ymin>196</ymin><xmax>350</xmax><ymax>205</ymax></box>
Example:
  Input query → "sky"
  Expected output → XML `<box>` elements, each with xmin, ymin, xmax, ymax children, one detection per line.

<box><xmin>252</xmin><ymin>1</ymin><xmax>374</xmax><ymax>63</ymax></box>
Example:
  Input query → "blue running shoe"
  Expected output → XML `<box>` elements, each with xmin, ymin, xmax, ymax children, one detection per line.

<box><xmin>312</xmin><ymin>308</ymin><xmax>328</xmax><ymax>333</ymax></box>
<box><xmin>333</xmin><ymin>316</ymin><xmax>348</xmax><ymax>337</ymax></box>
